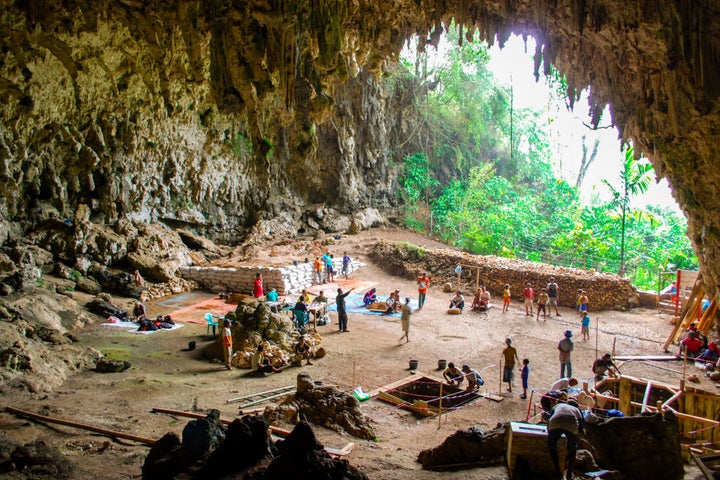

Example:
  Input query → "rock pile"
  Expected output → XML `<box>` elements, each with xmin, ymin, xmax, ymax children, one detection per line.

<box><xmin>369</xmin><ymin>241</ymin><xmax>639</xmax><ymax>311</ymax></box>
<box><xmin>0</xmin><ymin>432</ymin><xmax>75</xmax><ymax>478</ymax></box>
<box><xmin>264</xmin><ymin>373</ymin><xmax>376</xmax><ymax>440</ymax></box>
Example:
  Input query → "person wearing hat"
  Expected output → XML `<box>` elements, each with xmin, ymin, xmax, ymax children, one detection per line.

<box><xmin>399</xmin><ymin>297</ymin><xmax>412</xmax><ymax>343</ymax></box>
<box><xmin>558</xmin><ymin>330</ymin><xmax>574</xmax><ymax>378</ymax></box>
<box><xmin>592</xmin><ymin>353</ymin><xmax>620</xmax><ymax>379</ymax></box>
<box><xmin>221</xmin><ymin>319</ymin><xmax>233</xmax><ymax>371</ymax></box>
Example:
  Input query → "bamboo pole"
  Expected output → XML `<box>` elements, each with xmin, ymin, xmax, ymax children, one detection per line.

<box><xmin>6</xmin><ymin>407</ymin><xmax>156</xmax><ymax>445</ymax></box>
<box><xmin>641</xmin><ymin>381</ymin><xmax>653</xmax><ymax>413</ymax></box>
<box><xmin>498</xmin><ymin>358</ymin><xmax>503</xmax><ymax>395</ymax></box>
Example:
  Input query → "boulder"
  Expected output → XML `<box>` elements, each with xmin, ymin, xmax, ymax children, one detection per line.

<box><xmin>75</xmin><ymin>276</ymin><xmax>102</xmax><ymax>295</ymax></box>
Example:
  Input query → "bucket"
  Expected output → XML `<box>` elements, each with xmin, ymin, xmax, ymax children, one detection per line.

<box><xmin>438</xmin><ymin>359</ymin><xmax>447</xmax><ymax>370</ymax></box>
<box><xmin>187</xmin><ymin>341</ymin><xmax>196</xmax><ymax>351</ymax></box>
<box><xmin>409</xmin><ymin>359</ymin><xmax>419</xmax><ymax>370</ymax></box>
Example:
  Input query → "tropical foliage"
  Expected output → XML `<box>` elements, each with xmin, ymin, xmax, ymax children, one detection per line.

<box><xmin>390</xmin><ymin>31</ymin><xmax>697</xmax><ymax>289</ymax></box>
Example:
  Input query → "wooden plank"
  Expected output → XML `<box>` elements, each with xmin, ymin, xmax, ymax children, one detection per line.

<box><xmin>8</xmin><ymin>406</ymin><xmax>155</xmax><ymax>445</ymax></box>
<box><xmin>692</xmin><ymin>452</ymin><xmax>716</xmax><ymax>480</ymax></box>
<box><xmin>478</xmin><ymin>391</ymin><xmax>504</xmax><ymax>402</ymax></box>
<box><xmin>367</xmin><ymin>373</ymin><xmax>420</xmax><ymax>398</ymax></box>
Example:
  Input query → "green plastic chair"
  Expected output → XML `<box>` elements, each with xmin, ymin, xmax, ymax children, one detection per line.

<box><xmin>205</xmin><ymin>312</ymin><xmax>218</xmax><ymax>336</ymax></box>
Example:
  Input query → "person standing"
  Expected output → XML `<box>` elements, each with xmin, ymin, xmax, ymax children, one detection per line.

<box><xmin>581</xmin><ymin>312</ymin><xmax>591</xmax><ymax>341</ymax></box>
<box><xmin>502</xmin><ymin>337</ymin><xmax>520</xmax><ymax>393</ymax></box>
<box><xmin>253</xmin><ymin>273</ymin><xmax>264</xmax><ymax>299</ymax></box>
<box><xmin>536</xmin><ymin>288</ymin><xmax>549</xmax><ymax>320</ymax></box>
<box><xmin>336</xmin><ymin>287</ymin><xmax>354</xmax><ymax>332</ymax></box>
<box><xmin>548</xmin><ymin>399</ymin><xmax>584</xmax><ymax>480</ymax></box>
<box><xmin>502</xmin><ymin>284</ymin><xmax>511</xmax><ymax>312</ymax></box>
<box><xmin>520</xmin><ymin>358</ymin><xmax>530</xmax><ymax>399</ymax></box>
<box><xmin>523</xmin><ymin>282</ymin><xmax>534</xmax><ymax>316</ymax></box>
<box><xmin>399</xmin><ymin>297</ymin><xmax>412</xmax><ymax>343</ymax></box>
<box><xmin>417</xmin><ymin>272</ymin><xmax>430</xmax><ymax>308</ymax></box>
<box><xmin>221</xmin><ymin>319</ymin><xmax>233</xmax><ymax>371</ymax></box>
<box><xmin>322</xmin><ymin>251</ymin><xmax>333</xmax><ymax>283</ymax></box>
<box><xmin>341</xmin><ymin>252</ymin><xmax>351</xmax><ymax>279</ymax></box>
<box><xmin>313</xmin><ymin>257</ymin><xmax>323</xmax><ymax>284</ymax></box>
<box><xmin>547</xmin><ymin>277</ymin><xmax>561</xmax><ymax>316</ymax></box>
<box><xmin>558</xmin><ymin>330</ymin><xmax>574</xmax><ymax>378</ymax></box>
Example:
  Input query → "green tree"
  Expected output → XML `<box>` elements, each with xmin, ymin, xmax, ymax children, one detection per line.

<box><xmin>601</xmin><ymin>145</ymin><xmax>654</xmax><ymax>276</ymax></box>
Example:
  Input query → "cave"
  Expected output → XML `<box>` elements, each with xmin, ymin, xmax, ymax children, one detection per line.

<box><xmin>1</xmin><ymin>1</ymin><xmax>719</xmax><ymax>295</ymax></box>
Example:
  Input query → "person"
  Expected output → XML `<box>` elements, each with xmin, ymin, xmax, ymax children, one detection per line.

<box><xmin>443</xmin><ymin>362</ymin><xmax>464</xmax><ymax>386</ymax></box>
<box><xmin>221</xmin><ymin>319</ymin><xmax>233</xmax><ymax>370</ymax></box>
<box><xmin>133</xmin><ymin>302</ymin><xmax>146</xmax><ymax>320</ymax></box>
<box><xmin>575</xmin><ymin>289</ymin><xmax>583</xmax><ymax>312</ymax></box>
<box><xmin>449</xmin><ymin>290</ymin><xmax>465</xmax><ymax>310</ymax></box>
<box><xmin>251</xmin><ymin>344</ymin><xmax>280</xmax><ymax>374</ymax></box>
<box><xmin>592</xmin><ymin>353</ymin><xmax>620</xmax><ymax>379</ymax></box>
<box><xmin>578</xmin><ymin>290</ymin><xmax>588</xmax><ymax>316</ymax></box>
<box><xmin>313</xmin><ymin>257</ymin><xmax>323</xmax><ymax>284</ymax></box>
<box><xmin>293</xmin><ymin>296</ymin><xmax>309</xmax><ymax>329</ymax></box>
<box><xmin>558</xmin><ymin>330</ymin><xmax>574</xmax><ymax>378</ymax></box>
<box><xmin>547</xmin><ymin>277</ymin><xmax>561</xmax><ymax>316</ymax></box>
<box><xmin>314</xmin><ymin>290</ymin><xmax>328</xmax><ymax>304</ymax></box>
<box><xmin>523</xmin><ymin>282</ymin><xmax>534</xmax><ymax>316</ymax></box>
<box><xmin>480</xmin><ymin>286</ymin><xmax>491</xmax><ymax>308</ymax></box>
<box><xmin>548</xmin><ymin>399</ymin><xmax>584</xmax><ymax>480</ymax></box>
<box><xmin>502</xmin><ymin>284</ymin><xmax>511</xmax><ymax>312</ymax></box>
<box><xmin>322</xmin><ymin>252</ymin><xmax>334</xmax><ymax>283</ymax></box>
<box><xmin>399</xmin><ymin>297</ymin><xmax>412</xmax><ymax>343</ymax></box>
<box><xmin>699</xmin><ymin>342</ymin><xmax>720</xmax><ymax>365</ymax></box>
<box><xmin>387</xmin><ymin>289</ymin><xmax>402</xmax><ymax>313</ymax></box>
<box><xmin>520</xmin><ymin>358</ymin><xmax>530</xmax><ymax>399</ymax></box>
<box><xmin>536</xmin><ymin>288</ymin><xmax>549</xmax><ymax>320</ymax></box>
<box><xmin>461</xmin><ymin>364</ymin><xmax>483</xmax><ymax>392</ymax></box>
<box><xmin>417</xmin><ymin>272</ymin><xmax>430</xmax><ymax>309</ymax></box>
<box><xmin>581</xmin><ymin>312</ymin><xmax>591</xmax><ymax>341</ymax></box>
<box><xmin>266</xmin><ymin>288</ymin><xmax>279</xmax><ymax>302</ymax></box>
<box><xmin>363</xmin><ymin>288</ymin><xmax>378</xmax><ymax>306</ymax></box>
<box><xmin>679</xmin><ymin>330</ymin><xmax>704</xmax><ymax>357</ymax></box>
<box><xmin>540</xmin><ymin>390</ymin><xmax>566</xmax><ymax>419</ymax></box>
<box><xmin>549</xmin><ymin>377</ymin><xmax>579</xmax><ymax>392</ymax></box>
<box><xmin>294</xmin><ymin>336</ymin><xmax>315</xmax><ymax>366</ymax></box>
<box><xmin>471</xmin><ymin>289</ymin><xmax>482</xmax><ymax>311</ymax></box>
<box><xmin>336</xmin><ymin>287</ymin><xmax>354</xmax><ymax>332</ymax></box>
<box><xmin>253</xmin><ymin>273</ymin><xmax>264</xmax><ymax>299</ymax></box>
<box><xmin>341</xmin><ymin>252</ymin><xmax>351</xmax><ymax>279</ymax></box>
<box><xmin>502</xmin><ymin>337</ymin><xmax>519</xmax><ymax>393</ymax></box>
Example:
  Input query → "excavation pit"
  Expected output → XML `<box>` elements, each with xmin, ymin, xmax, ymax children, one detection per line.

<box><xmin>377</xmin><ymin>375</ymin><xmax>480</xmax><ymax>417</ymax></box>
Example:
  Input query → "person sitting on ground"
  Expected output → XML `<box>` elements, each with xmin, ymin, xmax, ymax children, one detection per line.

<box><xmin>688</xmin><ymin>323</ymin><xmax>709</xmax><ymax>351</ymax></box>
<box><xmin>363</xmin><ymin>288</ymin><xmax>378</xmax><ymax>307</ymax></box>
<box><xmin>462</xmin><ymin>364</ymin><xmax>484</xmax><ymax>392</ymax></box>
<box><xmin>471</xmin><ymin>289</ymin><xmax>482</xmax><ymax>311</ymax></box>
<box><xmin>133</xmin><ymin>302</ymin><xmax>146</xmax><ymax>320</ymax></box>
<box><xmin>251</xmin><ymin>344</ymin><xmax>280</xmax><ymax>374</ymax></box>
<box><xmin>266</xmin><ymin>288</ymin><xmax>279</xmax><ymax>302</ymax></box>
<box><xmin>698</xmin><ymin>342</ymin><xmax>720</xmax><ymax>365</ymax></box>
<box><xmin>449</xmin><ymin>291</ymin><xmax>465</xmax><ymax>311</ymax></box>
<box><xmin>592</xmin><ymin>353</ymin><xmax>620</xmax><ymax>379</ymax></box>
<box><xmin>293</xmin><ymin>336</ymin><xmax>315</xmax><ymax>366</ymax></box>
<box><xmin>549</xmin><ymin>377</ymin><xmax>579</xmax><ymax>393</ymax></box>
<box><xmin>153</xmin><ymin>315</ymin><xmax>175</xmax><ymax>329</ymax></box>
<box><xmin>680</xmin><ymin>330</ymin><xmax>704</xmax><ymax>357</ymax></box>
<box><xmin>479</xmin><ymin>286</ymin><xmax>492</xmax><ymax>309</ymax></box>
<box><xmin>386</xmin><ymin>289</ymin><xmax>402</xmax><ymax>313</ymax></box>
<box><xmin>137</xmin><ymin>314</ymin><xmax>158</xmax><ymax>331</ymax></box>
<box><xmin>443</xmin><ymin>362</ymin><xmax>464</xmax><ymax>386</ymax></box>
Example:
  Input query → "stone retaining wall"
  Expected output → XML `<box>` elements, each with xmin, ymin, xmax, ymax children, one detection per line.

<box><xmin>179</xmin><ymin>259</ymin><xmax>363</xmax><ymax>295</ymax></box>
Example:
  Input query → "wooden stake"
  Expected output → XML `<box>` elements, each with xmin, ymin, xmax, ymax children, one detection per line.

<box><xmin>6</xmin><ymin>406</ymin><xmax>155</xmax><ymax>445</ymax></box>
<box><xmin>498</xmin><ymin>358</ymin><xmax>503</xmax><ymax>395</ymax></box>
<box><xmin>437</xmin><ymin>382</ymin><xmax>443</xmax><ymax>430</ymax></box>
<box><xmin>352</xmin><ymin>360</ymin><xmax>356</xmax><ymax>388</ymax></box>
<box><xmin>525</xmin><ymin>390</ymin><xmax>534</xmax><ymax>422</ymax></box>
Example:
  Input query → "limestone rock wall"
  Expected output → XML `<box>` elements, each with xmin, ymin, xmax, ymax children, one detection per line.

<box><xmin>1</xmin><ymin>1</ymin><xmax>720</xmax><ymax>298</ymax></box>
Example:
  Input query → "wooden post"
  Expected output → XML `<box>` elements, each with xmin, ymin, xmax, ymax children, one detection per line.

<box><xmin>352</xmin><ymin>360</ymin><xmax>356</xmax><ymax>388</ymax></box>
<box><xmin>475</xmin><ymin>267</ymin><xmax>480</xmax><ymax>293</ymax></box>
<box><xmin>525</xmin><ymin>390</ymin><xmax>534</xmax><ymax>422</ymax></box>
<box><xmin>437</xmin><ymin>382</ymin><xmax>443</xmax><ymax>429</ymax></box>
<box><xmin>594</xmin><ymin>318</ymin><xmax>599</xmax><ymax>388</ymax></box>
<box><xmin>499</xmin><ymin>358</ymin><xmax>503</xmax><ymax>395</ymax></box>
<box><xmin>675</xmin><ymin>270</ymin><xmax>682</xmax><ymax>317</ymax></box>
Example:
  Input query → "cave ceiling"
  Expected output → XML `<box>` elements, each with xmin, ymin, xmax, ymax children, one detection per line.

<box><xmin>1</xmin><ymin>1</ymin><xmax>720</xmax><ymax>292</ymax></box>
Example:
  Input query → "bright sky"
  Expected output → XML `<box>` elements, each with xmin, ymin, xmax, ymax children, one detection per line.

<box><xmin>485</xmin><ymin>35</ymin><xmax>681</xmax><ymax>213</ymax></box>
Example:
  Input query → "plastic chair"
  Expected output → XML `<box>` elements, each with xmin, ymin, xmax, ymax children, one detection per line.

<box><xmin>292</xmin><ymin>309</ymin><xmax>308</xmax><ymax>330</ymax></box>
<box><xmin>205</xmin><ymin>312</ymin><xmax>218</xmax><ymax>336</ymax></box>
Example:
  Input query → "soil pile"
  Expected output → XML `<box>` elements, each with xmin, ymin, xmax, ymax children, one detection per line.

<box><xmin>0</xmin><ymin>431</ymin><xmax>75</xmax><ymax>478</ymax></box>
<box><xmin>369</xmin><ymin>241</ymin><xmax>639</xmax><ymax>310</ymax></box>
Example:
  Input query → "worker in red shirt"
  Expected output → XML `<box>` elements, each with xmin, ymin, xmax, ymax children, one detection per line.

<box><xmin>417</xmin><ymin>272</ymin><xmax>430</xmax><ymax>309</ymax></box>
<box><xmin>680</xmin><ymin>331</ymin><xmax>704</xmax><ymax>357</ymax></box>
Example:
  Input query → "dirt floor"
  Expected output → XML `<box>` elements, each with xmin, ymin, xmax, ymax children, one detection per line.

<box><xmin>0</xmin><ymin>227</ymin><xmax>708</xmax><ymax>479</ymax></box>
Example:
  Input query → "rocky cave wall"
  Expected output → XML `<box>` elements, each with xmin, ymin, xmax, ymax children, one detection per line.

<box><xmin>1</xmin><ymin>1</ymin><xmax>720</xmax><ymax>296</ymax></box>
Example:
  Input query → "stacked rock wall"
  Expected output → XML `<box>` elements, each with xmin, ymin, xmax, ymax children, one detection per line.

<box><xmin>369</xmin><ymin>242</ymin><xmax>638</xmax><ymax>311</ymax></box>
<box><xmin>179</xmin><ymin>260</ymin><xmax>363</xmax><ymax>295</ymax></box>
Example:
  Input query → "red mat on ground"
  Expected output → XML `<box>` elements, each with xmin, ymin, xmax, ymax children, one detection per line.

<box><xmin>169</xmin><ymin>297</ymin><xmax>238</xmax><ymax>325</ymax></box>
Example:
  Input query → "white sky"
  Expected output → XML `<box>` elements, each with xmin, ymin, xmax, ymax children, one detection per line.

<box><xmin>485</xmin><ymin>35</ymin><xmax>680</xmax><ymax>213</ymax></box>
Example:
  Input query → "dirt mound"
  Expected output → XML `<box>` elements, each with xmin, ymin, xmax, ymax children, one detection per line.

<box><xmin>369</xmin><ymin>241</ymin><xmax>639</xmax><ymax>310</ymax></box>
<box><xmin>417</xmin><ymin>425</ymin><xmax>506</xmax><ymax>469</ymax></box>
